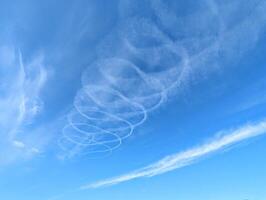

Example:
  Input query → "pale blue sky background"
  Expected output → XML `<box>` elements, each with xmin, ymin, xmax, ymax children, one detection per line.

<box><xmin>1</xmin><ymin>0</ymin><xmax>266</xmax><ymax>200</ymax></box>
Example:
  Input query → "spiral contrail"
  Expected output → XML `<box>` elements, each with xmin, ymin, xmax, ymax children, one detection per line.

<box><xmin>58</xmin><ymin>0</ymin><xmax>265</xmax><ymax>157</ymax></box>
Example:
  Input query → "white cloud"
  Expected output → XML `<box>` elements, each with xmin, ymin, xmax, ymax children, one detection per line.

<box><xmin>81</xmin><ymin>119</ymin><xmax>266</xmax><ymax>189</ymax></box>
<box><xmin>0</xmin><ymin>46</ymin><xmax>48</xmax><ymax>164</ymax></box>
<box><xmin>12</xmin><ymin>140</ymin><xmax>40</xmax><ymax>154</ymax></box>
<box><xmin>13</xmin><ymin>140</ymin><xmax>26</xmax><ymax>149</ymax></box>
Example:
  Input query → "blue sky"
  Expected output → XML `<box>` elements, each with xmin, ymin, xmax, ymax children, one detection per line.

<box><xmin>1</xmin><ymin>0</ymin><xmax>266</xmax><ymax>199</ymax></box>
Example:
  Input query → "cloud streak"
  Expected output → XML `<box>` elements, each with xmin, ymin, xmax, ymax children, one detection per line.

<box><xmin>81</xmin><ymin>119</ymin><xmax>266</xmax><ymax>189</ymax></box>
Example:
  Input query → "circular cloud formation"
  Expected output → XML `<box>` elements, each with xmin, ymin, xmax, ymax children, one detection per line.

<box><xmin>59</xmin><ymin>0</ymin><xmax>264</xmax><ymax>157</ymax></box>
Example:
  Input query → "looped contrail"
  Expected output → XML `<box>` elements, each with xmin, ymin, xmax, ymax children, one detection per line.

<box><xmin>58</xmin><ymin>0</ymin><xmax>225</xmax><ymax>157</ymax></box>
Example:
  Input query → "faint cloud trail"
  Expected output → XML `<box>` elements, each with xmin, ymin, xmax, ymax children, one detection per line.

<box><xmin>81</xmin><ymin>119</ymin><xmax>266</xmax><ymax>189</ymax></box>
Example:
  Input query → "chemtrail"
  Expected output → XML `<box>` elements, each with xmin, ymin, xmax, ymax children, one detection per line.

<box><xmin>81</xmin><ymin>119</ymin><xmax>266</xmax><ymax>189</ymax></box>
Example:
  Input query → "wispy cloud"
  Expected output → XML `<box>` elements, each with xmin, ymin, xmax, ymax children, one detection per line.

<box><xmin>0</xmin><ymin>45</ymin><xmax>48</xmax><ymax>164</ymax></box>
<box><xmin>81</xmin><ymin>119</ymin><xmax>266</xmax><ymax>189</ymax></box>
<box><xmin>13</xmin><ymin>140</ymin><xmax>26</xmax><ymax>149</ymax></box>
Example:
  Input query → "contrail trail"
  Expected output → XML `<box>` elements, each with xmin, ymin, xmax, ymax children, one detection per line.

<box><xmin>81</xmin><ymin>119</ymin><xmax>266</xmax><ymax>189</ymax></box>
<box><xmin>58</xmin><ymin>0</ymin><xmax>266</xmax><ymax>157</ymax></box>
